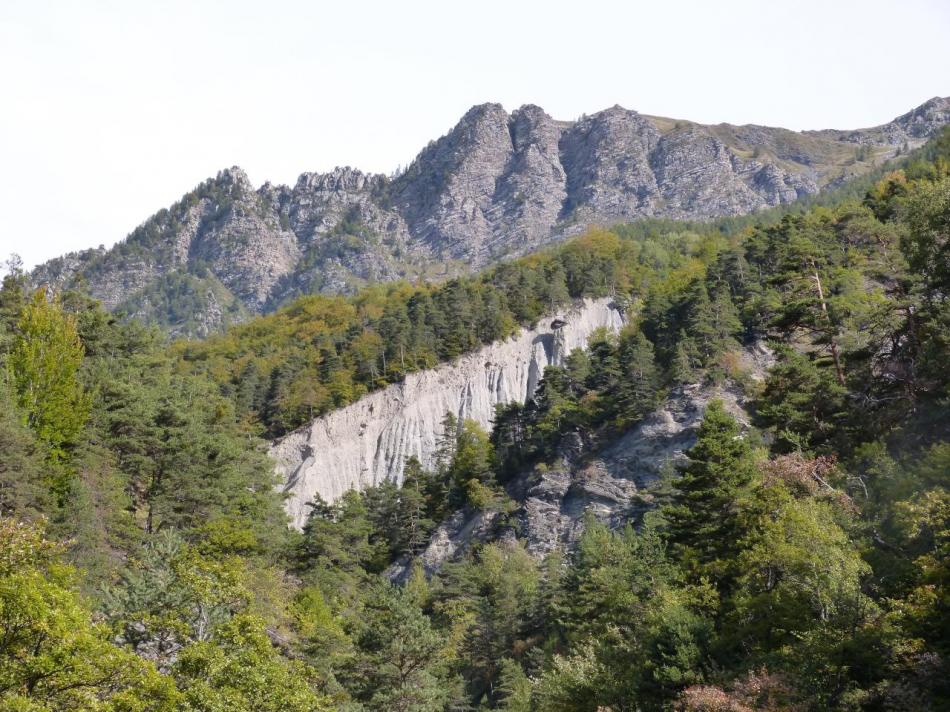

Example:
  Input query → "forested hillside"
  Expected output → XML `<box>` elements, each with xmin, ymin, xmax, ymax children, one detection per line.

<box><xmin>1</xmin><ymin>129</ymin><xmax>949</xmax><ymax>710</ymax></box>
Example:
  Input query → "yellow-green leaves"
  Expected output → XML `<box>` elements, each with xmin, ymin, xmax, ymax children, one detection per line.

<box><xmin>8</xmin><ymin>289</ymin><xmax>90</xmax><ymax>471</ymax></box>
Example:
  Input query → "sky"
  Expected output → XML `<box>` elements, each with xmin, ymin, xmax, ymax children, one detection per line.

<box><xmin>1</xmin><ymin>0</ymin><xmax>949</xmax><ymax>271</ymax></box>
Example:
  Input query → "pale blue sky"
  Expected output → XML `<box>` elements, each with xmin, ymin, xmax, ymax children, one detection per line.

<box><xmin>2</xmin><ymin>0</ymin><xmax>949</xmax><ymax>270</ymax></box>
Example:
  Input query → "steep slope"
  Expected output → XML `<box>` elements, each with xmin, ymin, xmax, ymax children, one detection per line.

<box><xmin>394</xmin><ymin>341</ymin><xmax>774</xmax><ymax>578</ymax></box>
<box><xmin>32</xmin><ymin>97</ymin><xmax>950</xmax><ymax>335</ymax></box>
<box><xmin>271</xmin><ymin>298</ymin><xmax>625</xmax><ymax>528</ymax></box>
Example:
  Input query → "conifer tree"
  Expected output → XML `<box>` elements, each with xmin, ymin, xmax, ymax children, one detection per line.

<box><xmin>399</xmin><ymin>457</ymin><xmax>437</xmax><ymax>555</ymax></box>
<box><xmin>670</xmin><ymin>330</ymin><xmax>698</xmax><ymax>384</ymax></box>
<box><xmin>666</xmin><ymin>400</ymin><xmax>758</xmax><ymax>582</ymax></box>
<box><xmin>617</xmin><ymin>330</ymin><xmax>660</xmax><ymax>424</ymax></box>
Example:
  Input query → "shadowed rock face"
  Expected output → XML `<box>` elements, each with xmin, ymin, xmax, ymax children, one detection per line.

<box><xmin>33</xmin><ymin>98</ymin><xmax>950</xmax><ymax>335</ymax></box>
<box><xmin>269</xmin><ymin>298</ymin><xmax>625</xmax><ymax>529</ymax></box>
<box><xmin>387</xmin><ymin>341</ymin><xmax>775</xmax><ymax>579</ymax></box>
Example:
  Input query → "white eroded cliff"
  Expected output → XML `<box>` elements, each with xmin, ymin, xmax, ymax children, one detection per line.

<box><xmin>270</xmin><ymin>298</ymin><xmax>625</xmax><ymax>528</ymax></box>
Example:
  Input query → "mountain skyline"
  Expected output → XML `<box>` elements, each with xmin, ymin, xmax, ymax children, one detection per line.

<box><xmin>28</xmin><ymin>95</ymin><xmax>950</xmax><ymax>336</ymax></box>
<box><xmin>7</xmin><ymin>91</ymin><xmax>950</xmax><ymax>272</ymax></box>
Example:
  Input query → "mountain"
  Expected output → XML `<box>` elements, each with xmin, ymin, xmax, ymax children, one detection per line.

<box><xmin>4</xmin><ymin>119</ymin><xmax>950</xmax><ymax>710</ymax></box>
<box><xmin>31</xmin><ymin>96</ymin><xmax>950</xmax><ymax>335</ymax></box>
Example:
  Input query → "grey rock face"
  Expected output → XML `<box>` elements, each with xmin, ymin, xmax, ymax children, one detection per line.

<box><xmin>651</xmin><ymin>126</ymin><xmax>764</xmax><ymax>217</ymax></box>
<box><xmin>395</xmin><ymin>103</ymin><xmax>515</xmax><ymax>261</ymax></box>
<box><xmin>270</xmin><ymin>298</ymin><xmax>625</xmax><ymax>529</ymax></box>
<box><xmin>560</xmin><ymin>106</ymin><xmax>662</xmax><ymax>221</ymax></box>
<box><xmin>32</xmin><ymin>98</ymin><xmax>950</xmax><ymax>335</ymax></box>
<box><xmin>494</xmin><ymin>105</ymin><xmax>567</xmax><ymax>254</ymax></box>
<box><xmin>394</xmin><ymin>341</ymin><xmax>774</xmax><ymax>576</ymax></box>
<box><xmin>390</xmin><ymin>380</ymin><xmax>753</xmax><ymax>579</ymax></box>
<box><xmin>815</xmin><ymin>96</ymin><xmax>950</xmax><ymax>146</ymax></box>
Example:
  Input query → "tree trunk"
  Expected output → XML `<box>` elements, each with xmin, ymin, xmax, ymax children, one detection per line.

<box><xmin>811</xmin><ymin>266</ymin><xmax>846</xmax><ymax>386</ymax></box>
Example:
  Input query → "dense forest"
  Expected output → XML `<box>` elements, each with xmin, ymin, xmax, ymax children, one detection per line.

<box><xmin>1</xmin><ymin>130</ymin><xmax>949</xmax><ymax>710</ymax></box>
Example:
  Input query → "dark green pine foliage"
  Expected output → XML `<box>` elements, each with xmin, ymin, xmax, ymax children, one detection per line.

<box><xmin>397</xmin><ymin>457</ymin><xmax>438</xmax><ymax>555</ymax></box>
<box><xmin>670</xmin><ymin>332</ymin><xmax>698</xmax><ymax>385</ymax></box>
<box><xmin>93</xmin><ymin>353</ymin><xmax>287</xmax><ymax>549</ymax></box>
<box><xmin>756</xmin><ymin>346</ymin><xmax>849</xmax><ymax>453</ymax></box>
<box><xmin>616</xmin><ymin>329</ymin><xmax>661</xmax><ymax>424</ymax></box>
<box><xmin>299</xmin><ymin>491</ymin><xmax>374</xmax><ymax>571</ymax></box>
<box><xmin>0</xmin><ymin>380</ymin><xmax>49</xmax><ymax>518</ymax></box>
<box><xmin>666</xmin><ymin>400</ymin><xmax>758</xmax><ymax>582</ymax></box>
<box><xmin>347</xmin><ymin>582</ymin><xmax>459</xmax><ymax>710</ymax></box>
<box><xmin>685</xmin><ymin>281</ymin><xmax>742</xmax><ymax>366</ymax></box>
<box><xmin>587</xmin><ymin>330</ymin><xmax>625</xmax><ymax>423</ymax></box>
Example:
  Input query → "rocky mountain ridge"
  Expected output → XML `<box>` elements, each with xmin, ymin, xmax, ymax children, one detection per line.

<box><xmin>32</xmin><ymin>97</ymin><xmax>950</xmax><ymax>335</ymax></box>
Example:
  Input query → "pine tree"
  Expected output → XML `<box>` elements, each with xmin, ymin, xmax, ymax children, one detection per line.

<box><xmin>617</xmin><ymin>330</ymin><xmax>660</xmax><ymax>424</ymax></box>
<box><xmin>349</xmin><ymin>582</ymin><xmax>456</xmax><ymax>710</ymax></box>
<box><xmin>399</xmin><ymin>457</ymin><xmax>437</xmax><ymax>555</ymax></box>
<box><xmin>686</xmin><ymin>282</ymin><xmax>741</xmax><ymax>365</ymax></box>
<box><xmin>756</xmin><ymin>346</ymin><xmax>848</xmax><ymax>453</ymax></box>
<box><xmin>670</xmin><ymin>330</ymin><xmax>698</xmax><ymax>384</ymax></box>
<box><xmin>666</xmin><ymin>400</ymin><xmax>758</xmax><ymax>583</ymax></box>
<box><xmin>585</xmin><ymin>328</ymin><xmax>621</xmax><ymax>394</ymax></box>
<box><xmin>434</xmin><ymin>411</ymin><xmax>459</xmax><ymax>474</ymax></box>
<box><xmin>448</xmin><ymin>419</ymin><xmax>497</xmax><ymax>509</ymax></box>
<box><xmin>0</xmin><ymin>255</ymin><xmax>28</xmax><ymax>346</ymax></box>
<box><xmin>685</xmin><ymin>281</ymin><xmax>717</xmax><ymax>364</ymax></box>
<box><xmin>709</xmin><ymin>284</ymin><xmax>742</xmax><ymax>352</ymax></box>
<box><xmin>0</xmin><ymin>380</ymin><xmax>48</xmax><ymax>518</ymax></box>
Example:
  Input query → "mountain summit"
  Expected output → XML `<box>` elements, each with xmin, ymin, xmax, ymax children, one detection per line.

<box><xmin>32</xmin><ymin>97</ymin><xmax>950</xmax><ymax>335</ymax></box>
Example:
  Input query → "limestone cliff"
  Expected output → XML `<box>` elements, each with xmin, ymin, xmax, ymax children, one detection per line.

<box><xmin>270</xmin><ymin>298</ymin><xmax>625</xmax><ymax>528</ymax></box>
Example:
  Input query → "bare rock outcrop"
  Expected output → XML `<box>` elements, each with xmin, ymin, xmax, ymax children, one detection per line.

<box><xmin>392</xmin><ymin>342</ymin><xmax>773</xmax><ymax>577</ymax></box>
<box><xmin>32</xmin><ymin>98</ymin><xmax>950</xmax><ymax>335</ymax></box>
<box><xmin>270</xmin><ymin>298</ymin><xmax>625</xmax><ymax>528</ymax></box>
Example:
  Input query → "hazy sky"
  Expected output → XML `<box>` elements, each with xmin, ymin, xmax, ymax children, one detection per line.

<box><xmin>2</xmin><ymin>0</ymin><xmax>949</xmax><ymax>270</ymax></box>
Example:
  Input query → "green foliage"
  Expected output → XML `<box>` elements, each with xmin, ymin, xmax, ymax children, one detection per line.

<box><xmin>0</xmin><ymin>519</ymin><xmax>179</xmax><ymax>711</ymax></box>
<box><xmin>0</xmin><ymin>380</ymin><xmax>48</xmax><ymax>518</ymax></box>
<box><xmin>901</xmin><ymin>176</ymin><xmax>950</xmax><ymax>292</ymax></box>
<box><xmin>103</xmin><ymin>530</ymin><xmax>251</xmax><ymax>670</ymax></box>
<box><xmin>173</xmin><ymin>614</ymin><xmax>332</xmax><ymax>712</ymax></box>
<box><xmin>115</xmin><ymin>269</ymin><xmax>249</xmax><ymax>337</ymax></box>
<box><xmin>346</xmin><ymin>582</ymin><xmax>458</xmax><ymax>711</ymax></box>
<box><xmin>667</xmin><ymin>401</ymin><xmax>759</xmax><ymax>583</ymax></box>
<box><xmin>90</xmin><ymin>346</ymin><xmax>287</xmax><ymax>547</ymax></box>
<box><xmin>616</xmin><ymin>328</ymin><xmax>661</xmax><ymax>422</ymax></box>
<box><xmin>731</xmin><ymin>485</ymin><xmax>871</xmax><ymax>650</ymax></box>
<box><xmin>3</xmin><ymin>130</ymin><xmax>950</xmax><ymax>711</ymax></box>
<box><xmin>435</xmin><ymin>541</ymin><xmax>542</xmax><ymax>703</ymax></box>
<box><xmin>8</xmin><ymin>289</ymin><xmax>90</xmax><ymax>482</ymax></box>
<box><xmin>757</xmin><ymin>346</ymin><xmax>849</xmax><ymax>453</ymax></box>
<box><xmin>538</xmin><ymin>517</ymin><xmax>708</xmax><ymax>710</ymax></box>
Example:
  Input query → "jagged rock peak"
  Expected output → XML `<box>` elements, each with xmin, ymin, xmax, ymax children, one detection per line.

<box><xmin>892</xmin><ymin>96</ymin><xmax>950</xmax><ymax>137</ymax></box>
<box><xmin>214</xmin><ymin>165</ymin><xmax>253</xmax><ymax>189</ymax></box>
<box><xmin>460</xmin><ymin>101</ymin><xmax>509</xmax><ymax>123</ymax></box>
<box><xmin>293</xmin><ymin>166</ymin><xmax>384</xmax><ymax>193</ymax></box>
<box><xmin>509</xmin><ymin>104</ymin><xmax>559</xmax><ymax>148</ymax></box>
<box><xmin>32</xmin><ymin>96</ymin><xmax>950</xmax><ymax>337</ymax></box>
